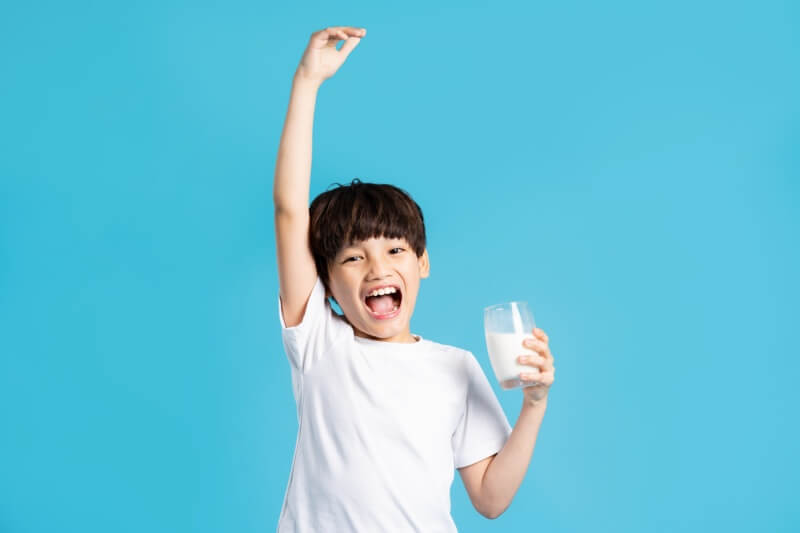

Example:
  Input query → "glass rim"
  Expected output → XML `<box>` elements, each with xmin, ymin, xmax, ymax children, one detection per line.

<box><xmin>484</xmin><ymin>300</ymin><xmax>530</xmax><ymax>312</ymax></box>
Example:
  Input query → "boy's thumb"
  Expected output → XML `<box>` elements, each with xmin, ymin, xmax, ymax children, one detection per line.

<box><xmin>339</xmin><ymin>37</ymin><xmax>361</xmax><ymax>59</ymax></box>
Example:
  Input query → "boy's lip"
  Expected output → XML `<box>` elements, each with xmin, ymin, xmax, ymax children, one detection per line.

<box><xmin>362</xmin><ymin>283</ymin><xmax>403</xmax><ymax>320</ymax></box>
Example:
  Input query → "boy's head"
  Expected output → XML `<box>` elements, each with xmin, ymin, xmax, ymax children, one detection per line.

<box><xmin>309</xmin><ymin>179</ymin><xmax>430</xmax><ymax>342</ymax></box>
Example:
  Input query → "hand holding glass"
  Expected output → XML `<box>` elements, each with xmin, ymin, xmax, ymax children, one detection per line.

<box><xmin>484</xmin><ymin>301</ymin><xmax>539</xmax><ymax>390</ymax></box>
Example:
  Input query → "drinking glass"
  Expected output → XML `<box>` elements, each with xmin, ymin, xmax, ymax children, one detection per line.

<box><xmin>484</xmin><ymin>301</ymin><xmax>539</xmax><ymax>390</ymax></box>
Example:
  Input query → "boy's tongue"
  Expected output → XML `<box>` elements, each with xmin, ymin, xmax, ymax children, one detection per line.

<box><xmin>366</xmin><ymin>295</ymin><xmax>395</xmax><ymax>314</ymax></box>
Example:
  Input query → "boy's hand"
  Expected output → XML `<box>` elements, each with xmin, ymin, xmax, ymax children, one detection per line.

<box><xmin>517</xmin><ymin>327</ymin><xmax>556</xmax><ymax>405</ymax></box>
<box><xmin>295</xmin><ymin>26</ymin><xmax>367</xmax><ymax>86</ymax></box>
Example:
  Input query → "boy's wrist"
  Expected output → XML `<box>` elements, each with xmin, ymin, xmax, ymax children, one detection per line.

<box><xmin>293</xmin><ymin>68</ymin><xmax>323</xmax><ymax>91</ymax></box>
<box><xmin>522</xmin><ymin>395</ymin><xmax>548</xmax><ymax>411</ymax></box>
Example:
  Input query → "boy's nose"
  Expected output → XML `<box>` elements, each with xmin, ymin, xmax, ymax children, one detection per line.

<box><xmin>365</xmin><ymin>258</ymin><xmax>392</xmax><ymax>279</ymax></box>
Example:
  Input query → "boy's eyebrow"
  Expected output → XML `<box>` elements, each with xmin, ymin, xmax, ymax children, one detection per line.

<box><xmin>335</xmin><ymin>243</ymin><xmax>362</xmax><ymax>257</ymax></box>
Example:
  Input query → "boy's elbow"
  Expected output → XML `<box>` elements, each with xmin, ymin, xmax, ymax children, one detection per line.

<box><xmin>481</xmin><ymin>501</ymin><xmax>510</xmax><ymax>520</ymax></box>
<box><xmin>481</xmin><ymin>509</ymin><xmax>499</xmax><ymax>520</ymax></box>
<box><xmin>482</xmin><ymin>509</ymin><xmax>502</xmax><ymax>520</ymax></box>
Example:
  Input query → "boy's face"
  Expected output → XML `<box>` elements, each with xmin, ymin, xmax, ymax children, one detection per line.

<box><xmin>326</xmin><ymin>236</ymin><xmax>430</xmax><ymax>343</ymax></box>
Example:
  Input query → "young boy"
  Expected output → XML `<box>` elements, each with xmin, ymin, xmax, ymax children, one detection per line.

<box><xmin>273</xmin><ymin>26</ymin><xmax>556</xmax><ymax>532</ymax></box>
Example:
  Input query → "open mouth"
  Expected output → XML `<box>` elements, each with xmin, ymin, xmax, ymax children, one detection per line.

<box><xmin>363</xmin><ymin>285</ymin><xmax>402</xmax><ymax>319</ymax></box>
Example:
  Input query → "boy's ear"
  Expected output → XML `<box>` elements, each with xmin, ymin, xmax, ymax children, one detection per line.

<box><xmin>325</xmin><ymin>289</ymin><xmax>339</xmax><ymax>305</ymax></box>
<box><xmin>418</xmin><ymin>249</ymin><xmax>430</xmax><ymax>279</ymax></box>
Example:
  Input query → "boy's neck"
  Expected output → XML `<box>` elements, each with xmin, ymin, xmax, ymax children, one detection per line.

<box><xmin>353</xmin><ymin>328</ymin><xmax>419</xmax><ymax>344</ymax></box>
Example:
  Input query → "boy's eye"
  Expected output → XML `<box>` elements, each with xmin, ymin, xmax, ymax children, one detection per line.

<box><xmin>341</xmin><ymin>248</ymin><xmax>403</xmax><ymax>263</ymax></box>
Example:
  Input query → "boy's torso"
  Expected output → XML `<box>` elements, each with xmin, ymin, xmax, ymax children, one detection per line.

<box><xmin>279</xmin><ymin>319</ymin><xmax>469</xmax><ymax>532</ymax></box>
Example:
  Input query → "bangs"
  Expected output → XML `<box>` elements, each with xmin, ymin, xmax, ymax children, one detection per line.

<box><xmin>340</xmin><ymin>186</ymin><xmax>418</xmax><ymax>250</ymax></box>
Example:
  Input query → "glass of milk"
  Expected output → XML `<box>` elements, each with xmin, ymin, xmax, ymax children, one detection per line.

<box><xmin>484</xmin><ymin>301</ymin><xmax>539</xmax><ymax>390</ymax></box>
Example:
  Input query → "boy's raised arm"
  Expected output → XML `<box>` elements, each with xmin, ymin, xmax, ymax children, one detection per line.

<box><xmin>273</xmin><ymin>26</ymin><xmax>366</xmax><ymax>327</ymax></box>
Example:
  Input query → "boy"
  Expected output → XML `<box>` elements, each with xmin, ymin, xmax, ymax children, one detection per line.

<box><xmin>273</xmin><ymin>26</ymin><xmax>556</xmax><ymax>532</ymax></box>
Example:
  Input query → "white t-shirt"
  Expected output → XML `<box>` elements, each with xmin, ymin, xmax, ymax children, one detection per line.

<box><xmin>276</xmin><ymin>276</ymin><xmax>513</xmax><ymax>532</ymax></box>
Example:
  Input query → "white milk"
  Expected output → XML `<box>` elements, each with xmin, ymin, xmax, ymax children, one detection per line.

<box><xmin>485</xmin><ymin>331</ymin><xmax>538</xmax><ymax>387</ymax></box>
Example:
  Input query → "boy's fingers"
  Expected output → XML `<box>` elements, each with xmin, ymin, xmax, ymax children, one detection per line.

<box><xmin>523</xmin><ymin>337</ymin><xmax>547</xmax><ymax>352</ymax></box>
<box><xmin>313</xmin><ymin>27</ymin><xmax>341</xmax><ymax>41</ymax></box>
<box><xmin>336</xmin><ymin>26</ymin><xmax>366</xmax><ymax>35</ymax></box>
<box><xmin>317</xmin><ymin>26</ymin><xmax>365</xmax><ymax>37</ymax></box>
<box><xmin>335</xmin><ymin>28</ymin><xmax>366</xmax><ymax>43</ymax></box>
<box><xmin>518</xmin><ymin>355</ymin><xmax>546</xmax><ymax>368</ymax></box>
<box><xmin>338</xmin><ymin>36</ymin><xmax>362</xmax><ymax>58</ymax></box>
<box><xmin>314</xmin><ymin>27</ymin><xmax>365</xmax><ymax>49</ymax></box>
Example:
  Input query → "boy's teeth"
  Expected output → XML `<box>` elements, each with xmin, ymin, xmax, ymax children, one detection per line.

<box><xmin>368</xmin><ymin>287</ymin><xmax>397</xmax><ymax>297</ymax></box>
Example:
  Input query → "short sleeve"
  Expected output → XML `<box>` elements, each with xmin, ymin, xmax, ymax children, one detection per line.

<box><xmin>451</xmin><ymin>351</ymin><xmax>513</xmax><ymax>469</ymax></box>
<box><xmin>278</xmin><ymin>276</ymin><xmax>345</xmax><ymax>373</ymax></box>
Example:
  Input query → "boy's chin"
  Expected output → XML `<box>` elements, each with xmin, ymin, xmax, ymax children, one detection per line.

<box><xmin>359</xmin><ymin>322</ymin><xmax>403</xmax><ymax>338</ymax></box>
<box><xmin>353</xmin><ymin>316</ymin><xmax>408</xmax><ymax>340</ymax></box>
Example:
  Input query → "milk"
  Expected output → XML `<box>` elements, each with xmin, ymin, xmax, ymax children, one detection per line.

<box><xmin>485</xmin><ymin>331</ymin><xmax>538</xmax><ymax>388</ymax></box>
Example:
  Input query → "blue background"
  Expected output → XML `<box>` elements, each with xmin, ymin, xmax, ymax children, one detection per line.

<box><xmin>1</xmin><ymin>1</ymin><xmax>798</xmax><ymax>531</ymax></box>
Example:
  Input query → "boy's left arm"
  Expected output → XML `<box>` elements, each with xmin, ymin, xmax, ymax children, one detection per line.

<box><xmin>458</xmin><ymin>327</ymin><xmax>555</xmax><ymax>519</ymax></box>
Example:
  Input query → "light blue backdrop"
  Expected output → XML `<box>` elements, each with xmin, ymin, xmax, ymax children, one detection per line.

<box><xmin>1</xmin><ymin>1</ymin><xmax>798</xmax><ymax>532</ymax></box>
